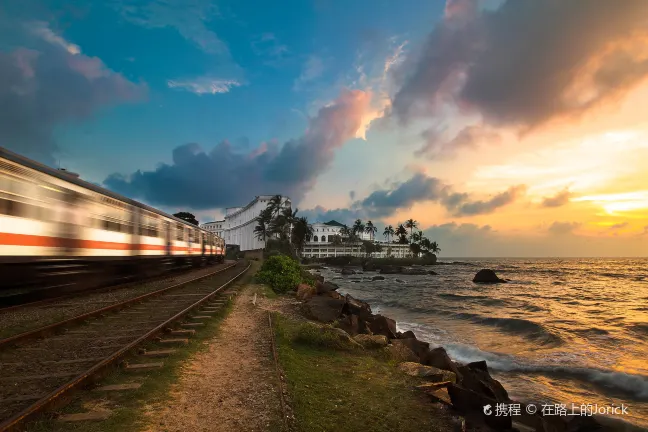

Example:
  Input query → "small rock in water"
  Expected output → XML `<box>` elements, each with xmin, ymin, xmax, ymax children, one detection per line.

<box><xmin>472</xmin><ymin>269</ymin><xmax>506</xmax><ymax>283</ymax></box>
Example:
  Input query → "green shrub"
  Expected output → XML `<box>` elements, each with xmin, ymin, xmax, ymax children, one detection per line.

<box><xmin>256</xmin><ymin>254</ymin><xmax>302</xmax><ymax>294</ymax></box>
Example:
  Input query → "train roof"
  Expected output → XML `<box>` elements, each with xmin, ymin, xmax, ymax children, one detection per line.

<box><xmin>0</xmin><ymin>146</ymin><xmax>219</xmax><ymax>237</ymax></box>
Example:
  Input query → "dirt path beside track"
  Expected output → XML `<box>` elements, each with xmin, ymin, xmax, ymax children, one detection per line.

<box><xmin>143</xmin><ymin>283</ymin><xmax>283</xmax><ymax>432</ymax></box>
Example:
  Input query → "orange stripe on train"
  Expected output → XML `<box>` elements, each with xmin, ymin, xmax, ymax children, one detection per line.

<box><xmin>0</xmin><ymin>233</ymin><xmax>222</xmax><ymax>253</ymax></box>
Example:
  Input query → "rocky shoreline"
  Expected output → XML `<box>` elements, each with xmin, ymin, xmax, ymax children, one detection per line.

<box><xmin>297</xmin><ymin>265</ymin><xmax>606</xmax><ymax>432</ymax></box>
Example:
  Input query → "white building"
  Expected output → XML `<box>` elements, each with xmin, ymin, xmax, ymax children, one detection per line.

<box><xmin>304</xmin><ymin>220</ymin><xmax>410</xmax><ymax>258</ymax></box>
<box><xmin>201</xmin><ymin>195</ymin><xmax>291</xmax><ymax>252</ymax></box>
<box><xmin>200</xmin><ymin>220</ymin><xmax>225</xmax><ymax>237</ymax></box>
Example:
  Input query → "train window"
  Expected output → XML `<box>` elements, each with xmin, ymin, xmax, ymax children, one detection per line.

<box><xmin>139</xmin><ymin>225</ymin><xmax>159</xmax><ymax>237</ymax></box>
<box><xmin>176</xmin><ymin>224</ymin><xmax>184</xmax><ymax>241</ymax></box>
<box><xmin>0</xmin><ymin>198</ymin><xmax>36</xmax><ymax>218</ymax></box>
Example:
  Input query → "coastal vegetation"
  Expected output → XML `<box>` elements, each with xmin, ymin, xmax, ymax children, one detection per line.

<box><xmin>253</xmin><ymin>194</ymin><xmax>313</xmax><ymax>258</ymax></box>
<box><xmin>252</xmin><ymin>195</ymin><xmax>441</xmax><ymax>260</ymax></box>
<box><xmin>255</xmin><ymin>254</ymin><xmax>309</xmax><ymax>294</ymax></box>
<box><xmin>272</xmin><ymin>313</ymin><xmax>455</xmax><ymax>432</ymax></box>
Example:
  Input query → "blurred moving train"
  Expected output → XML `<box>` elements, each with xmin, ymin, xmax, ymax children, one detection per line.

<box><xmin>0</xmin><ymin>146</ymin><xmax>225</xmax><ymax>305</ymax></box>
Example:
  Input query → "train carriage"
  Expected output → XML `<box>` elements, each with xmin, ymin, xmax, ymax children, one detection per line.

<box><xmin>0</xmin><ymin>146</ymin><xmax>225</xmax><ymax>302</ymax></box>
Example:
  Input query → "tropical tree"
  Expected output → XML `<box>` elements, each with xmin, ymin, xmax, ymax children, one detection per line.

<box><xmin>405</xmin><ymin>219</ymin><xmax>418</xmax><ymax>243</ymax></box>
<box><xmin>365</xmin><ymin>220</ymin><xmax>377</xmax><ymax>240</ymax></box>
<box><xmin>268</xmin><ymin>195</ymin><xmax>284</xmax><ymax>217</ymax></box>
<box><xmin>352</xmin><ymin>219</ymin><xmax>365</xmax><ymax>240</ymax></box>
<box><xmin>270</xmin><ymin>206</ymin><xmax>298</xmax><ymax>240</ymax></box>
<box><xmin>411</xmin><ymin>230</ymin><xmax>423</xmax><ymax>244</ymax></box>
<box><xmin>429</xmin><ymin>241</ymin><xmax>441</xmax><ymax>255</ymax></box>
<box><xmin>339</xmin><ymin>225</ymin><xmax>352</xmax><ymax>243</ymax></box>
<box><xmin>395</xmin><ymin>224</ymin><xmax>408</xmax><ymax>243</ymax></box>
<box><xmin>253</xmin><ymin>206</ymin><xmax>273</xmax><ymax>243</ymax></box>
<box><xmin>383</xmin><ymin>225</ymin><xmax>395</xmax><ymax>243</ymax></box>
<box><xmin>410</xmin><ymin>242</ymin><xmax>422</xmax><ymax>257</ymax></box>
<box><xmin>291</xmin><ymin>216</ymin><xmax>313</xmax><ymax>254</ymax></box>
<box><xmin>173</xmin><ymin>212</ymin><xmax>199</xmax><ymax>226</ymax></box>
<box><xmin>419</xmin><ymin>237</ymin><xmax>432</xmax><ymax>252</ymax></box>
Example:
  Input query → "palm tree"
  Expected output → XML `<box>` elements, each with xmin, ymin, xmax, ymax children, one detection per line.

<box><xmin>291</xmin><ymin>216</ymin><xmax>313</xmax><ymax>254</ymax></box>
<box><xmin>405</xmin><ymin>219</ymin><xmax>418</xmax><ymax>243</ymax></box>
<box><xmin>339</xmin><ymin>225</ymin><xmax>351</xmax><ymax>243</ymax></box>
<box><xmin>365</xmin><ymin>220</ymin><xmax>377</xmax><ymax>240</ymax></box>
<box><xmin>420</xmin><ymin>237</ymin><xmax>432</xmax><ymax>252</ymax></box>
<box><xmin>254</xmin><ymin>206</ymin><xmax>273</xmax><ymax>244</ymax></box>
<box><xmin>429</xmin><ymin>241</ymin><xmax>441</xmax><ymax>255</ymax></box>
<box><xmin>395</xmin><ymin>224</ymin><xmax>407</xmax><ymax>239</ymax></box>
<box><xmin>268</xmin><ymin>195</ymin><xmax>284</xmax><ymax>217</ymax></box>
<box><xmin>410</xmin><ymin>242</ymin><xmax>422</xmax><ymax>258</ymax></box>
<box><xmin>383</xmin><ymin>225</ymin><xmax>394</xmax><ymax>243</ymax></box>
<box><xmin>352</xmin><ymin>219</ymin><xmax>365</xmax><ymax>240</ymax></box>
<box><xmin>271</xmin><ymin>206</ymin><xmax>298</xmax><ymax>241</ymax></box>
<box><xmin>411</xmin><ymin>231</ymin><xmax>422</xmax><ymax>244</ymax></box>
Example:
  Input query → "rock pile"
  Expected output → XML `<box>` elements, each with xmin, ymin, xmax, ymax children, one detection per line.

<box><xmin>296</xmin><ymin>269</ymin><xmax>605</xmax><ymax>432</ymax></box>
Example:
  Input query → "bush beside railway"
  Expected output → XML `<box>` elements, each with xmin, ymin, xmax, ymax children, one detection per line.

<box><xmin>255</xmin><ymin>255</ymin><xmax>309</xmax><ymax>294</ymax></box>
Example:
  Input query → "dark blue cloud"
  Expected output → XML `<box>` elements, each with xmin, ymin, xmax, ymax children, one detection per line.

<box><xmin>0</xmin><ymin>23</ymin><xmax>146</xmax><ymax>164</ymax></box>
<box><xmin>301</xmin><ymin>173</ymin><xmax>525</xmax><ymax>224</ymax></box>
<box><xmin>105</xmin><ymin>89</ymin><xmax>372</xmax><ymax>209</ymax></box>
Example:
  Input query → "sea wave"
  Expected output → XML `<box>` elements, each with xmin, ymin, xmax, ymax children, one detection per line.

<box><xmin>629</xmin><ymin>323</ymin><xmax>648</xmax><ymax>336</ymax></box>
<box><xmin>450</xmin><ymin>313</ymin><xmax>563</xmax><ymax>345</ymax></box>
<box><xmin>443</xmin><ymin>343</ymin><xmax>648</xmax><ymax>400</ymax></box>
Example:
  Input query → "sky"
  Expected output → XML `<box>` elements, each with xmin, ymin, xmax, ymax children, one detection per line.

<box><xmin>1</xmin><ymin>0</ymin><xmax>647</xmax><ymax>257</ymax></box>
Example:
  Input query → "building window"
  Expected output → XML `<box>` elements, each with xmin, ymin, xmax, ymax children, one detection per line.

<box><xmin>313</xmin><ymin>235</ymin><xmax>318</xmax><ymax>242</ymax></box>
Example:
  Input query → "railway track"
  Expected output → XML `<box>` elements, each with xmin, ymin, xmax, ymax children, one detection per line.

<box><xmin>0</xmin><ymin>260</ymin><xmax>250</xmax><ymax>431</ymax></box>
<box><xmin>0</xmin><ymin>262</ymin><xmax>235</xmax><ymax>341</ymax></box>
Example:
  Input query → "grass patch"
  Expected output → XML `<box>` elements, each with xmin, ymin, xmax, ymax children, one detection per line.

<box><xmin>273</xmin><ymin>314</ymin><xmax>454</xmax><ymax>432</ymax></box>
<box><xmin>24</xmin><ymin>265</ymin><xmax>258</xmax><ymax>432</ymax></box>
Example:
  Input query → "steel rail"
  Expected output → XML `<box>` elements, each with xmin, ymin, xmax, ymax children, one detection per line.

<box><xmin>0</xmin><ymin>261</ymin><xmax>250</xmax><ymax>432</ymax></box>
<box><xmin>0</xmin><ymin>262</ymin><xmax>237</xmax><ymax>349</ymax></box>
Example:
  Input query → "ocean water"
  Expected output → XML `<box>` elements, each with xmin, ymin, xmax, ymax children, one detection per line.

<box><xmin>316</xmin><ymin>258</ymin><xmax>648</xmax><ymax>430</ymax></box>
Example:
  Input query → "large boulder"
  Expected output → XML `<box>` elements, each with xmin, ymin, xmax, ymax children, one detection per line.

<box><xmin>427</xmin><ymin>270</ymin><xmax>438</xmax><ymax>275</ymax></box>
<box><xmin>336</xmin><ymin>314</ymin><xmax>360</xmax><ymax>335</ymax></box>
<box><xmin>368</xmin><ymin>314</ymin><xmax>397</xmax><ymax>339</ymax></box>
<box><xmin>296</xmin><ymin>284</ymin><xmax>317</xmax><ymax>301</ymax></box>
<box><xmin>371</xmin><ymin>275</ymin><xmax>385</xmax><ymax>281</ymax></box>
<box><xmin>384</xmin><ymin>342</ymin><xmax>419</xmax><ymax>362</ymax></box>
<box><xmin>303</xmin><ymin>296</ymin><xmax>345</xmax><ymax>323</ymax></box>
<box><xmin>401</xmin><ymin>267</ymin><xmax>428</xmax><ymax>275</ymax></box>
<box><xmin>457</xmin><ymin>361</ymin><xmax>509</xmax><ymax>402</ymax></box>
<box><xmin>329</xmin><ymin>327</ymin><xmax>364</xmax><ymax>350</ymax></box>
<box><xmin>316</xmin><ymin>280</ymin><xmax>339</xmax><ymax>294</ymax></box>
<box><xmin>447</xmin><ymin>384</ymin><xmax>512</xmax><ymax>430</ymax></box>
<box><xmin>353</xmin><ymin>334</ymin><xmax>388</xmax><ymax>349</ymax></box>
<box><xmin>421</xmin><ymin>347</ymin><xmax>462</xmax><ymax>378</ymax></box>
<box><xmin>341</xmin><ymin>267</ymin><xmax>356</xmax><ymax>275</ymax></box>
<box><xmin>391</xmin><ymin>337</ymin><xmax>430</xmax><ymax>359</ymax></box>
<box><xmin>397</xmin><ymin>362</ymin><xmax>457</xmax><ymax>383</ymax></box>
<box><xmin>379</xmin><ymin>265</ymin><xmax>402</xmax><ymax>274</ymax></box>
<box><xmin>343</xmin><ymin>294</ymin><xmax>372</xmax><ymax>319</ymax></box>
<box><xmin>472</xmin><ymin>269</ymin><xmax>506</xmax><ymax>283</ymax></box>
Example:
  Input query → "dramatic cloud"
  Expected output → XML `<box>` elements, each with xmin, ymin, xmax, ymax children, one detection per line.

<box><xmin>302</xmin><ymin>173</ymin><xmax>524</xmax><ymax>224</ymax></box>
<box><xmin>358</xmin><ymin>173</ymin><xmax>447</xmax><ymax>216</ymax></box>
<box><xmin>391</xmin><ymin>0</ymin><xmax>648</xmax><ymax>129</ymax></box>
<box><xmin>548</xmin><ymin>221</ymin><xmax>581</xmax><ymax>235</ymax></box>
<box><xmin>417</xmin><ymin>125</ymin><xmax>501</xmax><ymax>158</ymax></box>
<box><xmin>167</xmin><ymin>77</ymin><xmax>240</xmax><ymax>95</ymax></box>
<box><xmin>0</xmin><ymin>25</ymin><xmax>147</xmax><ymax>163</ymax></box>
<box><xmin>541</xmin><ymin>188</ymin><xmax>573</xmax><ymax>208</ymax></box>
<box><xmin>445</xmin><ymin>185</ymin><xmax>526</xmax><ymax>217</ymax></box>
<box><xmin>109</xmin><ymin>0</ymin><xmax>227</xmax><ymax>54</ymax></box>
<box><xmin>105</xmin><ymin>89</ymin><xmax>372</xmax><ymax>208</ymax></box>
